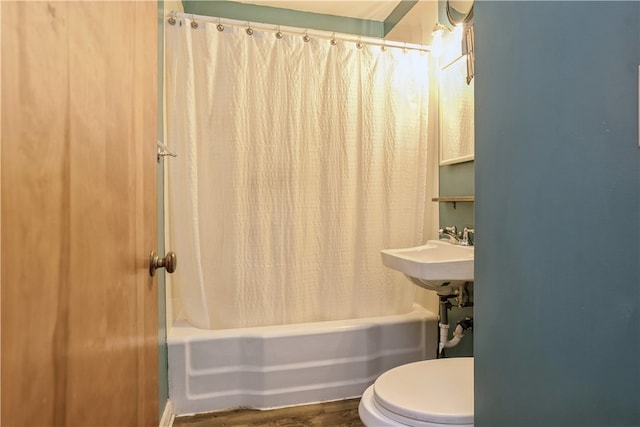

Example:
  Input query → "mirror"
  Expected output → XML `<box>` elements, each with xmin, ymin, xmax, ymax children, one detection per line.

<box><xmin>439</xmin><ymin>0</ymin><xmax>474</xmax><ymax>165</ymax></box>
<box><xmin>439</xmin><ymin>55</ymin><xmax>474</xmax><ymax>165</ymax></box>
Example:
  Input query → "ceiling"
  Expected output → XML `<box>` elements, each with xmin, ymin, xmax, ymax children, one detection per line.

<box><xmin>236</xmin><ymin>0</ymin><xmax>439</xmax><ymax>44</ymax></box>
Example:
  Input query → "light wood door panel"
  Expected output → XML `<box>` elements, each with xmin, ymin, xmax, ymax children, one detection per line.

<box><xmin>1</xmin><ymin>2</ymin><xmax>158</xmax><ymax>426</ymax></box>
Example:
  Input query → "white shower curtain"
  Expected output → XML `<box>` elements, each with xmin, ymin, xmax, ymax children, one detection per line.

<box><xmin>166</xmin><ymin>17</ymin><xmax>431</xmax><ymax>329</ymax></box>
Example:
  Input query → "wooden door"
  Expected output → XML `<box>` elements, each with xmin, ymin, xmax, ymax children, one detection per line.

<box><xmin>1</xmin><ymin>2</ymin><xmax>158</xmax><ymax>426</ymax></box>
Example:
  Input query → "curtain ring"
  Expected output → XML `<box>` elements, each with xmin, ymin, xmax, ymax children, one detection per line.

<box><xmin>356</xmin><ymin>37</ymin><xmax>363</xmax><ymax>49</ymax></box>
<box><xmin>330</xmin><ymin>33</ymin><xmax>337</xmax><ymax>46</ymax></box>
<box><xmin>216</xmin><ymin>18</ymin><xmax>224</xmax><ymax>32</ymax></box>
<box><xmin>246</xmin><ymin>22</ymin><xmax>254</xmax><ymax>36</ymax></box>
<box><xmin>303</xmin><ymin>30</ymin><xmax>310</xmax><ymax>43</ymax></box>
<box><xmin>190</xmin><ymin>15</ymin><xmax>199</xmax><ymax>29</ymax></box>
<box><xmin>167</xmin><ymin>11</ymin><xmax>177</xmax><ymax>26</ymax></box>
<box><xmin>275</xmin><ymin>26</ymin><xmax>283</xmax><ymax>39</ymax></box>
<box><xmin>381</xmin><ymin>40</ymin><xmax>386</xmax><ymax>52</ymax></box>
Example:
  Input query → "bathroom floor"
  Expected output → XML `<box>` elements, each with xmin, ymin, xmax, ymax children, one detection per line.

<box><xmin>172</xmin><ymin>398</ymin><xmax>364</xmax><ymax>427</ymax></box>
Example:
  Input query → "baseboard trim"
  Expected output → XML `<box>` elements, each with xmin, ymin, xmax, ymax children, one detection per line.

<box><xmin>159</xmin><ymin>399</ymin><xmax>175</xmax><ymax>427</ymax></box>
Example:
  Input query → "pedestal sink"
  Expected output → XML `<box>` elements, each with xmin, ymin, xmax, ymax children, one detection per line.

<box><xmin>381</xmin><ymin>240</ymin><xmax>474</xmax><ymax>295</ymax></box>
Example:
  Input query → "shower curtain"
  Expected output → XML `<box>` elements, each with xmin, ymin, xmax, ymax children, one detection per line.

<box><xmin>166</xmin><ymin>17</ymin><xmax>432</xmax><ymax>329</ymax></box>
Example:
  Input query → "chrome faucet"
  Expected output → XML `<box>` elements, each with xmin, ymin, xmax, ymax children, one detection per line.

<box><xmin>438</xmin><ymin>226</ymin><xmax>460</xmax><ymax>243</ymax></box>
<box><xmin>438</xmin><ymin>226</ymin><xmax>474</xmax><ymax>246</ymax></box>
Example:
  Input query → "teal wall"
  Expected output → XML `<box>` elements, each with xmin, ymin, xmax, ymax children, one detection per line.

<box><xmin>182</xmin><ymin>0</ymin><xmax>417</xmax><ymax>38</ymax></box>
<box><xmin>439</xmin><ymin>162</ymin><xmax>474</xmax><ymax>231</ymax></box>
<box><xmin>157</xmin><ymin>0</ymin><xmax>169</xmax><ymax>418</ymax></box>
<box><xmin>475</xmin><ymin>2</ymin><xmax>639</xmax><ymax>425</ymax></box>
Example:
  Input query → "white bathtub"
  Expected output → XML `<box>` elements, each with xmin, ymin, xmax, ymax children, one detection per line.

<box><xmin>168</xmin><ymin>304</ymin><xmax>438</xmax><ymax>415</ymax></box>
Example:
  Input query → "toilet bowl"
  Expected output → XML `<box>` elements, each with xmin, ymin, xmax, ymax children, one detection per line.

<box><xmin>359</xmin><ymin>357</ymin><xmax>473</xmax><ymax>427</ymax></box>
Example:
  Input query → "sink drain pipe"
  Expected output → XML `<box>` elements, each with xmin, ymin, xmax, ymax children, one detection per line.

<box><xmin>438</xmin><ymin>294</ymin><xmax>474</xmax><ymax>356</ymax></box>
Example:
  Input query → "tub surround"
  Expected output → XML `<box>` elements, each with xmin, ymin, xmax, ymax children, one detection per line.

<box><xmin>168</xmin><ymin>305</ymin><xmax>438</xmax><ymax>415</ymax></box>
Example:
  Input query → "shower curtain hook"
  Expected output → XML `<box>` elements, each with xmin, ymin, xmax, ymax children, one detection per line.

<box><xmin>275</xmin><ymin>25</ymin><xmax>283</xmax><ymax>39</ymax></box>
<box><xmin>190</xmin><ymin>14</ymin><xmax>199</xmax><ymax>29</ymax></box>
<box><xmin>403</xmin><ymin>42</ymin><xmax>408</xmax><ymax>54</ymax></box>
<box><xmin>330</xmin><ymin>32</ymin><xmax>337</xmax><ymax>46</ymax></box>
<box><xmin>381</xmin><ymin>39</ymin><xmax>386</xmax><ymax>52</ymax></box>
<box><xmin>246</xmin><ymin>22</ymin><xmax>254</xmax><ymax>36</ymax></box>
<box><xmin>356</xmin><ymin>36</ymin><xmax>363</xmax><ymax>49</ymax></box>
<box><xmin>216</xmin><ymin>18</ymin><xmax>224</xmax><ymax>32</ymax></box>
<box><xmin>303</xmin><ymin>29</ymin><xmax>310</xmax><ymax>43</ymax></box>
<box><xmin>167</xmin><ymin>11</ymin><xmax>177</xmax><ymax>26</ymax></box>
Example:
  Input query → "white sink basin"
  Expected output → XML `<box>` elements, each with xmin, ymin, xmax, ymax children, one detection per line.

<box><xmin>381</xmin><ymin>240</ymin><xmax>474</xmax><ymax>294</ymax></box>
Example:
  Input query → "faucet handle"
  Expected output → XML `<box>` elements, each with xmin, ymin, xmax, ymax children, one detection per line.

<box><xmin>443</xmin><ymin>225</ymin><xmax>457</xmax><ymax>234</ymax></box>
<box><xmin>461</xmin><ymin>227</ymin><xmax>475</xmax><ymax>245</ymax></box>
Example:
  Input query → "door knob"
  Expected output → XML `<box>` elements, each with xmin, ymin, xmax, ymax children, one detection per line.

<box><xmin>149</xmin><ymin>251</ymin><xmax>177</xmax><ymax>276</ymax></box>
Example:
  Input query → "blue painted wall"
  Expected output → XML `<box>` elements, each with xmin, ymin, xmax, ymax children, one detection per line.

<box><xmin>475</xmin><ymin>2</ymin><xmax>639</xmax><ymax>425</ymax></box>
<box><xmin>183</xmin><ymin>0</ymin><xmax>418</xmax><ymax>38</ymax></box>
<box><xmin>439</xmin><ymin>162</ymin><xmax>474</xmax><ymax>232</ymax></box>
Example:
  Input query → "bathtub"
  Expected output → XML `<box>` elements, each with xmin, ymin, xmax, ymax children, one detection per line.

<box><xmin>168</xmin><ymin>304</ymin><xmax>438</xmax><ymax>415</ymax></box>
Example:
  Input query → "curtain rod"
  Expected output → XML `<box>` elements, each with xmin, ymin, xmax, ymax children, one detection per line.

<box><xmin>169</xmin><ymin>11</ymin><xmax>431</xmax><ymax>54</ymax></box>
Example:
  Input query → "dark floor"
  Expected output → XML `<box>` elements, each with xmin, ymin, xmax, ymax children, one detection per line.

<box><xmin>172</xmin><ymin>398</ymin><xmax>365</xmax><ymax>427</ymax></box>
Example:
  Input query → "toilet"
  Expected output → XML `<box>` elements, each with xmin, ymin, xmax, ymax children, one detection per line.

<box><xmin>358</xmin><ymin>357</ymin><xmax>474</xmax><ymax>426</ymax></box>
